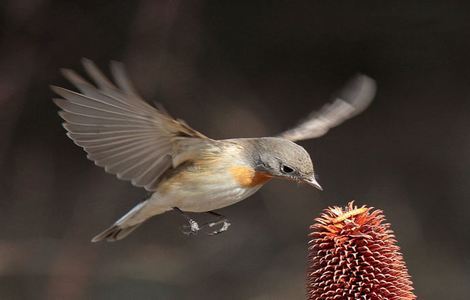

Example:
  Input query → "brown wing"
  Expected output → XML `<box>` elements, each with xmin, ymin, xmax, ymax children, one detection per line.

<box><xmin>278</xmin><ymin>74</ymin><xmax>376</xmax><ymax>141</ymax></box>
<box><xmin>52</xmin><ymin>58</ymin><xmax>210</xmax><ymax>191</ymax></box>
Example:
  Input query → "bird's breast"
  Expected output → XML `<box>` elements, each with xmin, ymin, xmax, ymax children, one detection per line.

<box><xmin>154</xmin><ymin>161</ymin><xmax>271</xmax><ymax>212</ymax></box>
<box><xmin>229</xmin><ymin>166</ymin><xmax>273</xmax><ymax>188</ymax></box>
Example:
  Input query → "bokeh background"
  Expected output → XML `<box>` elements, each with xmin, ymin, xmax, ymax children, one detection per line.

<box><xmin>1</xmin><ymin>1</ymin><xmax>469</xmax><ymax>299</ymax></box>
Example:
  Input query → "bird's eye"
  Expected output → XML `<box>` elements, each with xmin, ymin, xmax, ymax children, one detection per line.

<box><xmin>282</xmin><ymin>165</ymin><xmax>294</xmax><ymax>173</ymax></box>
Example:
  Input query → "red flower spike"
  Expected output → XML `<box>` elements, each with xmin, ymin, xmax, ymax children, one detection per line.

<box><xmin>307</xmin><ymin>202</ymin><xmax>416</xmax><ymax>300</ymax></box>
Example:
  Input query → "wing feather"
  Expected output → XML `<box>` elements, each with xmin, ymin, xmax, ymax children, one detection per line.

<box><xmin>53</xmin><ymin>59</ymin><xmax>210</xmax><ymax>191</ymax></box>
<box><xmin>134</xmin><ymin>155</ymin><xmax>171</xmax><ymax>185</ymax></box>
<box><xmin>278</xmin><ymin>74</ymin><xmax>376</xmax><ymax>141</ymax></box>
<box><xmin>110</xmin><ymin>61</ymin><xmax>143</xmax><ymax>99</ymax></box>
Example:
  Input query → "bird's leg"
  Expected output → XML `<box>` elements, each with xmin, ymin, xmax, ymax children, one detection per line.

<box><xmin>200</xmin><ymin>211</ymin><xmax>231</xmax><ymax>235</ymax></box>
<box><xmin>173</xmin><ymin>207</ymin><xmax>200</xmax><ymax>235</ymax></box>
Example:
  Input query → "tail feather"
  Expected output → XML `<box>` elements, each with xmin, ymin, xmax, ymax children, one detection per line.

<box><xmin>91</xmin><ymin>199</ymin><xmax>169</xmax><ymax>242</ymax></box>
<box><xmin>91</xmin><ymin>223</ymin><xmax>142</xmax><ymax>242</ymax></box>
<box><xmin>91</xmin><ymin>200</ymin><xmax>149</xmax><ymax>243</ymax></box>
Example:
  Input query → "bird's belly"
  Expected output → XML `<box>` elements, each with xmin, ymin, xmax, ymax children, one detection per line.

<box><xmin>156</xmin><ymin>174</ymin><xmax>263</xmax><ymax>212</ymax></box>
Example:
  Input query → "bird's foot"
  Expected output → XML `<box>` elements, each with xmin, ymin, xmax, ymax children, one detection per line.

<box><xmin>181</xmin><ymin>218</ymin><xmax>200</xmax><ymax>235</ymax></box>
<box><xmin>174</xmin><ymin>208</ymin><xmax>230</xmax><ymax>236</ymax></box>
<box><xmin>200</xmin><ymin>211</ymin><xmax>231</xmax><ymax>235</ymax></box>
<box><xmin>174</xmin><ymin>207</ymin><xmax>201</xmax><ymax>235</ymax></box>
<box><xmin>202</xmin><ymin>218</ymin><xmax>231</xmax><ymax>235</ymax></box>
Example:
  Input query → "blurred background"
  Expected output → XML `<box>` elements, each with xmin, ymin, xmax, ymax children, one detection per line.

<box><xmin>1</xmin><ymin>1</ymin><xmax>469</xmax><ymax>299</ymax></box>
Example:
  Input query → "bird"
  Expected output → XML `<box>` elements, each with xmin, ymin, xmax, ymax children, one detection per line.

<box><xmin>52</xmin><ymin>59</ymin><xmax>376</xmax><ymax>242</ymax></box>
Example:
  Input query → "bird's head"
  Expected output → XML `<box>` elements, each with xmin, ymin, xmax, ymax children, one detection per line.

<box><xmin>251</xmin><ymin>137</ymin><xmax>322</xmax><ymax>190</ymax></box>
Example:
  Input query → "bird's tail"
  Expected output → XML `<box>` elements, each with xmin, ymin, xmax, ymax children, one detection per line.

<box><xmin>91</xmin><ymin>200</ymin><xmax>166</xmax><ymax>242</ymax></box>
<box><xmin>91</xmin><ymin>223</ymin><xmax>142</xmax><ymax>243</ymax></box>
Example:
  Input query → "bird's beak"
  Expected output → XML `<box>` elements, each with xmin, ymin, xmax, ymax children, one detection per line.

<box><xmin>303</xmin><ymin>176</ymin><xmax>323</xmax><ymax>191</ymax></box>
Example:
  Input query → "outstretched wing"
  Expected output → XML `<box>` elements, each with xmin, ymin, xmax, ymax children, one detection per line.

<box><xmin>52</xmin><ymin>58</ymin><xmax>210</xmax><ymax>191</ymax></box>
<box><xmin>278</xmin><ymin>74</ymin><xmax>376</xmax><ymax>141</ymax></box>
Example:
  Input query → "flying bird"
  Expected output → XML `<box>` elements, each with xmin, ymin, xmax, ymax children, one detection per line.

<box><xmin>52</xmin><ymin>59</ymin><xmax>376</xmax><ymax>242</ymax></box>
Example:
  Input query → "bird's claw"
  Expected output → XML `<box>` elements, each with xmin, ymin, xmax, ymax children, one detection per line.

<box><xmin>174</xmin><ymin>207</ymin><xmax>230</xmax><ymax>236</ymax></box>
<box><xmin>203</xmin><ymin>219</ymin><xmax>231</xmax><ymax>236</ymax></box>
<box><xmin>181</xmin><ymin>219</ymin><xmax>200</xmax><ymax>235</ymax></box>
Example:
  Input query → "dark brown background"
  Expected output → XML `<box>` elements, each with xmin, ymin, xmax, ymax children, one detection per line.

<box><xmin>1</xmin><ymin>1</ymin><xmax>469</xmax><ymax>299</ymax></box>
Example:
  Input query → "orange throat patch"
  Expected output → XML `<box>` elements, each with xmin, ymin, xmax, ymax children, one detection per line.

<box><xmin>230</xmin><ymin>166</ymin><xmax>273</xmax><ymax>188</ymax></box>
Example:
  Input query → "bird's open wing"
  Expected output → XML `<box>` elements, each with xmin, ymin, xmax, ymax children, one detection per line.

<box><xmin>53</xmin><ymin>59</ymin><xmax>210</xmax><ymax>191</ymax></box>
<box><xmin>278</xmin><ymin>74</ymin><xmax>376</xmax><ymax>142</ymax></box>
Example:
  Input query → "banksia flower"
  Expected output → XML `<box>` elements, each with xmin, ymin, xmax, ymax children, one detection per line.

<box><xmin>307</xmin><ymin>202</ymin><xmax>416</xmax><ymax>300</ymax></box>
